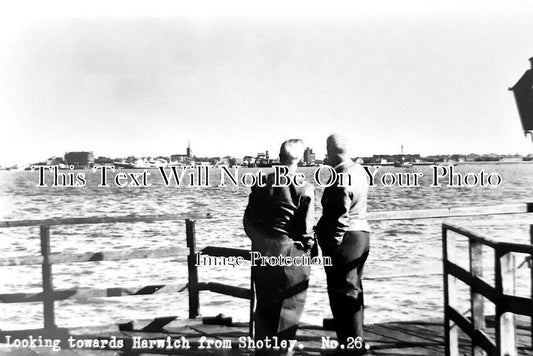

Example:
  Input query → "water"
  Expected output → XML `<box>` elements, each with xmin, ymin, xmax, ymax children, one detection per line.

<box><xmin>0</xmin><ymin>164</ymin><xmax>532</xmax><ymax>330</ymax></box>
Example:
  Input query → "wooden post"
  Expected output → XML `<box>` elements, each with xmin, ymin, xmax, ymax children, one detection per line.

<box><xmin>495</xmin><ymin>250</ymin><xmax>516</xmax><ymax>356</ymax></box>
<box><xmin>530</xmin><ymin>224</ymin><xmax>533</xmax><ymax>351</ymax></box>
<box><xmin>469</xmin><ymin>240</ymin><xmax>485</xmax><ymax>356</ymax></box>
<box><xmin>40</xmin><ymin>225</ymin><xmax>55</xmax><ymax>330</ymax></box>
<box><xmin>186</xmin><ymin>219</ymin><xmax>199</xmax><ymax>319</ymax></box>
<box><xmin>443</xmin><ymin>226</ymin><xmax>459</xmax><ymax>356</ymax></box>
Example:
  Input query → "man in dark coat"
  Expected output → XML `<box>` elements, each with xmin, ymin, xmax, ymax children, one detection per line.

<box><xmin>316</xmin><ymin>133</ymin><xmax>370</xmax><ymax>355</ymax></box>
<box><xmin>244</xmin><ymin>139</ymin><xmax>315</xmax><ymax>356</ymax></box>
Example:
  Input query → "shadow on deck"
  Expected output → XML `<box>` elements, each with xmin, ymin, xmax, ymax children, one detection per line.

<box><xmin>0</xmin><ymin>317</ymin><xmax>531</xmax><ymax>356</ymax></box>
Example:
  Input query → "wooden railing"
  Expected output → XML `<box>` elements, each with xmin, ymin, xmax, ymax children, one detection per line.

<box><xmin>0</xmin><ymin>213</ymin><xmax>255</xmax><ymax>336</ymax></box>
<box><xmin>442</xmin><ymin>223</ymin><xmax>533</xmax><ymax>356</ymax></box>
<box><xmin>366</xmin><ymin>202</ymin><xmax>533</xmax><ymax>221</ymax></box>
<box><xmin>1</xmin><ymin>202</ymin><xmax>532</xmax><ymax>346</ymax></box>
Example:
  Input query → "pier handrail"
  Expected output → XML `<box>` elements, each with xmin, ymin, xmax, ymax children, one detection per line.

<box><xmin>0</xmin><ymin>201</ymin><xmax>531</xmax><ymax>229</ymax></box>
<box><xmin>0</xmin><ymin>213</ymin><xmax>255</xmax><ymax>338</ymax></box>
<box><xmin>368</xmin><ymin>202</ymin><xmax>533</xmax><ymax>221</ymax></box>
<box><xmin>0</xmin><ymin>212</ymin><xmax>212</xmax><ymax>228</ymax></box>
<box><xmin>442</xmin><ymin>222</ymin><xmax>533</xmax><ymax>356</ymax></box>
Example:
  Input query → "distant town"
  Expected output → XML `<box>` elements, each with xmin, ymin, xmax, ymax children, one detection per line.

<box><xmin>1</xmin><ymin>142</ymin><xmax>533</xmax><ymax>170</ymax></box>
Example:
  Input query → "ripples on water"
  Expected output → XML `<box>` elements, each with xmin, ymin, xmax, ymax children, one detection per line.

<box><xmin>0</xmin><ymin>164</ymin><xmax>532</xmax><ymax>329</ymax></box>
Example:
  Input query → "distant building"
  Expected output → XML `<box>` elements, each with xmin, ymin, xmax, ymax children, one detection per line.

<box><xmin>371</xmin><ymin>154</ymin><xmax>421</xmax><ymax>164</ymax></box>
<box><xmin>215</xmin><ymin>157</ymin><xmax>226</xmax><ymax>165</ymax></box>
<box><xmin>255</xmin><ymin>151</ymin><xmax>270</xmax><ymax>166</ymax></box>
<box><xmin>501</xmin><ymin>156</ymin><xmax>522</xmax><ymax>162</ymax></box>
<box><xmin>170</xmin><ymin>154</ymin><xmax>189</xmax><ymax>164</ymax></box>
<box><xmin>186</xmin><ymin>140</ymin><xmax>192</xmax><ymax>158</ymax></box>
<box><xmin>47</xmin><ymin>156</ymin><xmax>64</xmax><ymax>165</ymax></box>
<box><xmin>64</xmin><ymin>151</ymin><xmax>94</xmax><ymax>168</ymax></box>
<box><xmin>171</xmin><ymin>142</ymin><xmax>193</xmax><ymax>164</ymax></box>
<box><xmin>303</xmin><ymin>147</ymin><xmax>315</xmax><ymax>166</ymax></box>
<box><xmin>243</xmin><ymin>156</ymin><xmax>255</xmax><ymax>166</ymax></box>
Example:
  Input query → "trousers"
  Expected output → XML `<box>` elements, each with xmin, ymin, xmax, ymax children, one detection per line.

<box><xmin>323</xmin><ymin>230</ymin><xmax>370</xmax><ymax>345</ymax></box>
<box><xmin>253</xmin><ymin>239</ymin><xmax>311</xmax><ymax>356</ymax></box>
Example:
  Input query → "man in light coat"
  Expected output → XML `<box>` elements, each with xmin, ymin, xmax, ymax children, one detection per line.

<box><xmin>316</xmin><ymin>133</ymin><xmax>370</xmax><ymax>355</ymax></box>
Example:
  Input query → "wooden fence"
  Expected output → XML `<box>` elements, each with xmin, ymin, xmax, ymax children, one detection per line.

<box><xmin>0</xmin><ymin>213</ymin><xmax>255</xmax><ymax>336</ymax></box>
<box><xmin>442</xmin><ymin>223</ymin><xmax>533</xmax><ymax>356</ymax></box>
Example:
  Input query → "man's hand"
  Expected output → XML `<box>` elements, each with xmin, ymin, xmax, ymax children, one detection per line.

<box><xmin>294</xmin><ymin>237</ymin><xmax>316</xmax><ymax>254</ymax></box>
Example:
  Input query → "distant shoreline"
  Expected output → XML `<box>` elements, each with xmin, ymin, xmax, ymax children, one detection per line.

<box><xmin>1</xmin><ymin>160</ymin><xmax>533</xmax><ymax>171</ymax></box>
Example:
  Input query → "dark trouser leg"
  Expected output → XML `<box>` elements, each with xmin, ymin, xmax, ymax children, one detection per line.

<box><xmin>253</xmin><ymin>244</ymin><xmax>311</xmax><ymax>356</ymax></box>
<box><xmin>254</xmin><ymin>265</ymin><xmax>284</xmax><ymax>341</ymax></box>
<box><xmin>324</xmin><ymin>231</ymin><xmax>370</xmax><ymax>345</ymax></box>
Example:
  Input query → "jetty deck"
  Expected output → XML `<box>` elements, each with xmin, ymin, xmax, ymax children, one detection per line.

<box><xmin>0</xmin><ymin>204</ymin><xmax>532</xmax><ymax>356</ymax></box>
<box><xmin>0</xmin><ymin>316</ymin><xmax>531</xmax><ymax>355</ymax></box>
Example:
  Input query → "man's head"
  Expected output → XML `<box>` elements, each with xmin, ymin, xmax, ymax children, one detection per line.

<box><xmin>326</xmin><ymin>133</ymin><xmax>349</xmax><ymax>166</ymax></box>
<box><xmin>279</xmin><ymin>139</ymin><xmax>305</xmax><ymax>166</ymax></box>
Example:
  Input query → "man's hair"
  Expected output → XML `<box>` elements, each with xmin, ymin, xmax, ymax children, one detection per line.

<box><xmin>327</xmin><ymin>133</ymin><xmax>349</xmax><ymax>155</ymax></box>
<box><xmin>279</xmin><ymin>139</ymin><xmax>305</xmax><ymax>165</ymax></box>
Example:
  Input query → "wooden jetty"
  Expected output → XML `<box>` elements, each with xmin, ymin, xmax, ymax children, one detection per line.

<box><xmin>0</xmin><ymin>317</ymin><xmax>531</xmax><ymax>355</ymax></box>
<box><xmin>0</xmin><ymin>203</ymin><xmax>531</xmax><ymax>355</ymax></box>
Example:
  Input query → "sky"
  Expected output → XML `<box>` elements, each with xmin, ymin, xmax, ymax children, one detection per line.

<box><xmin>0</xmin><ymin>0</ymin><xmax>533</xmax><ymax>166</ymax></box>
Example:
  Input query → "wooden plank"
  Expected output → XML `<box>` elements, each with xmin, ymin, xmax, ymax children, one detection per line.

<box><xmin>0</xmin><ymin>247</ymin><xmax>189</xmax><ymax>267</ymax></box>
<box><xmin>469</xmin><ymin>239</ymin><xmax>486</xmax><ymax>356</ymax></box>
<box><xmin>367</xmin><ymin>203</ymin><xmax>531</xmax><ymax>221</ymax></box>
<box><xmin>361</xmin><ymin>325</ymin><xmax>446</xmax><ymax>355</ymax></box>
<box><xmin>0</xmin><ymin>283</ymin><xmax>187</xmax><ymax>303</ymax></box>
<box><xmin>495</xmin><ymin>251</ymin><xmax>517</xmax><ymax>356</ymax></box>
<box><xmin>73</xmin><ymin>351</ymin><xmax>121</xmax><ymax>356</ymax></box>
<box><xmin>198</xmin><ymin>283</ymin><xmax>251</xmax><ymax>300</ymax></box>
<box><xmin>0</xmin><ymin>255</ymin><xmax>44</xmax><ymax>267</ymax></box>
<box><xmin>186</xmin><ymin>219</ymin><xmax>199</xmax><ymax>319</ymax></box>
<box><xmin>498</xmin><ymin>242</ymin><xmax>533</xmax><ymax>255</ymax></box>
<box><xmin>293</xmin><ymin>328</ymin><xmax>335</xmax><ymax>349</ymax></box>
<box><xmin>187</xmin><ymin>323</ymin><xmax>248</xmax><ymax>338</ymax></box>
<box><xmin>501</xmin><ymin>295</ymin><xmax>533</xmax><ymax>317</ymax></box>
<box><xmin>0</xmin><ymin>319</ymin><xmax>527</xmax><ymax>356</ymax></box>
<box><xmin>443</xmin><ymin>223</ymin><xmax>499</xmax><ymax>248</ymax></box>
<box><xmin>200</xmin><ymin>247</ymin><xmax>250</xmax><ymax>260</ymax></box>
<box><xmin>141</xmin><ymin>317</ymin><xmax>178</xmax><ymax>332</ymax></box>
<box><xmin>442</xmin><ymin>226</ymin><xmax>459</xmax><ymax>356</ymax></box>
<box><xmin>0</xmin><ymin>348</ymin><xmax>37</xmax><ymax>355</ymax></box>
<box><xmin>50</xmin><ymin>247</ymin><xmax>189</xmax><ymax>264</ymax></box>
<box><xmin>397</xmin><ymin>322</ymin><xmax>446</xmax><ymax>342</ymax></box>
<box><xmin>382</xmin><ymin>322</ymin><xmax>446</xmax><ymax>344</ymax></box>
<box><xmin>0</xmin><ymin>213</ymin><xmax>211</xmax><ymax>228</ymax></box>
<box><xmin>447</xmin><ymin>307</ymin><xmax>497</xmax><ymax>354</ymax></box>
<box><xmin>445</xmin><ymin>261</ymin><xmax>498</xmax><ymax>303</ymax></box>
<box><xmin>40</xmin><ymin>225</ymin><xmax>55</xmax><ymax>330</ymax></box>
<box><xmin>371</xmin><ymin>346</ymin><xmax>442</xmax><ymax>355</ymax></box>
<box><xmin>0</xmin><ymin>203</ymin><xmax>528</xmax><ymax>229</ymax></box>
<box><xmin>531</xmin><ymin>224</ymin><xmax>533</xmax><ymax>349</ymax></box>
<box><xmin>365</xmin><ymin>269</ymin><xmax>441</xmax><ymax>280</ymax></box>
<box><xmin>369</xmin><ymin>323</ymin><xmax>442</xmax><ymax>346</ymax></box>
<box><xmin>29</xmin><ymin>349</ymin><xmax>79</xmax><ymax>355</ymax></box>
<box><xmin>0</xmin><ymin>327</ymin><xmax>70</xmax><ymax>340</ymax></box>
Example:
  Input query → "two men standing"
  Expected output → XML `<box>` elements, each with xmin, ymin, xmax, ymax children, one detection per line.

<box><xmin>244</xmin><ymin>134</ymin><xmax>370</xmax><ymax>355</ymax></box>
